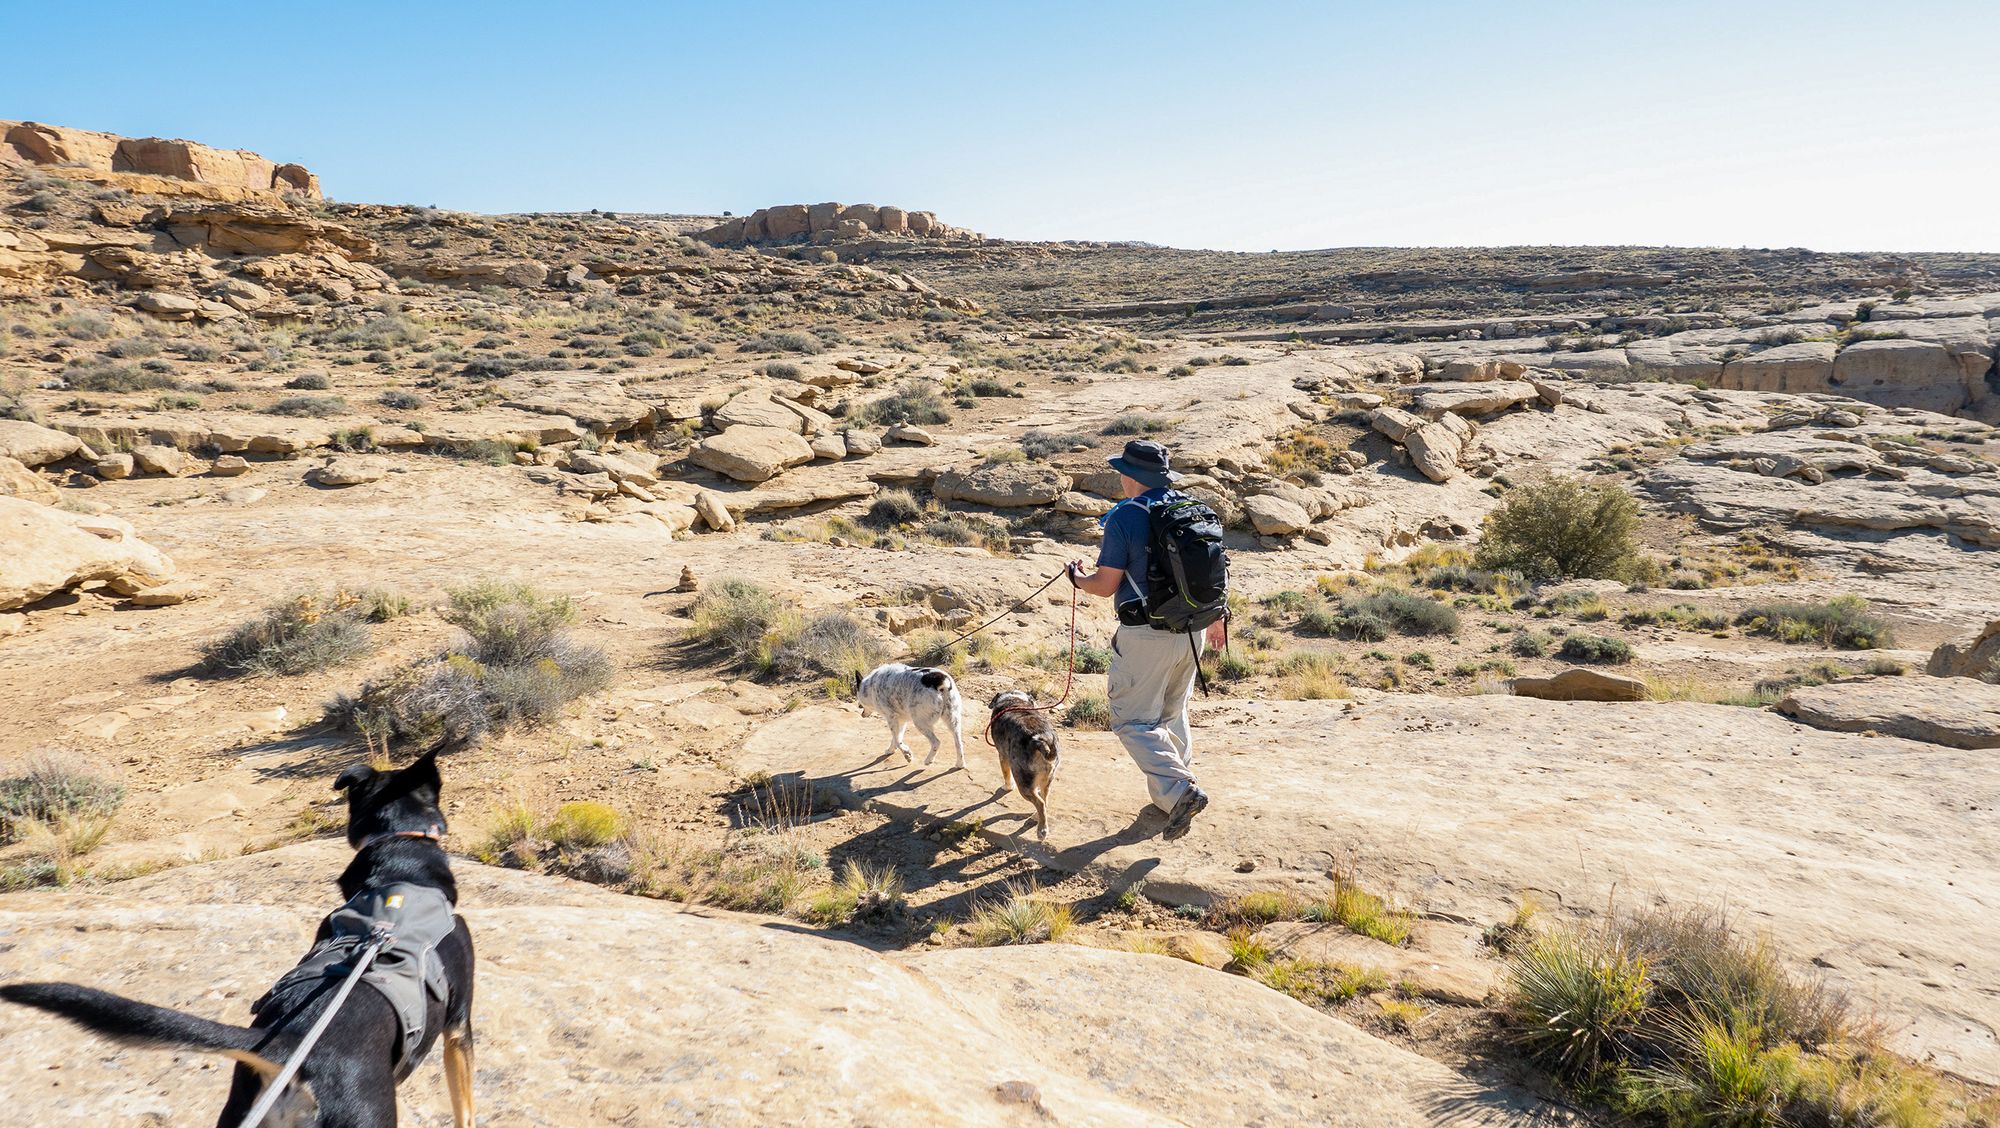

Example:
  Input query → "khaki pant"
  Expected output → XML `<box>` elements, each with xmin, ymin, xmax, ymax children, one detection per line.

<box><xmin>1108</xmin><ymin>623</ymin><xmax>1205</xmax><ymax>814</ymax></box>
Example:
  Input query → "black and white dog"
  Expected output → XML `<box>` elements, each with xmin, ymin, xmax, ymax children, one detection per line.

<box><xmin>987</xmin><ymin>690</ymin><xmax>1061</xmax><ymax>840</ymax></box>
<box><xmin>855</xmin><ymin>662</ymin><xmax>966</xmax><ymax>770</ymax></box>
<box><xmin>1</xmin><ymin>750</ymin><xmax>476</xmax><ymax>1128</ymax></box>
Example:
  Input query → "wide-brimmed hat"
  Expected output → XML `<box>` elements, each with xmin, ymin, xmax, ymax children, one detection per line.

<box><xmin>1108</xmin><ymin>439</ymin><xmax>1180</xmax><ymax>489</ymax></box>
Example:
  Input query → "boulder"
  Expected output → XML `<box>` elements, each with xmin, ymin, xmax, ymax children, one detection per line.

<box><xmin>1368</xmin><ymin>407</ymin><xmax>1426</xmax><ymax>442</ymax></box>
<box><xmin>131</xmin><ymin>445</ymin><xmax>195</xmax><ymax>477</ymax></box>
<box><xmin>1830</xmin><ymin>339</ymin><xmax>1976</xmax><ymax>414</ymax></box>
<box><xmin>1778</xmin><ymin>677</ymin><xmax>2000</xmax><ymax>750</ymax></box>
<box><xmin>1436</xmin><ymin>358</ymin><xmax>1525</xmax><ymax>382</ymax></box>
<box><xmin>564</xmin><ymin>449</ymin><xmax>659</xmax><ymax>487</ymax></box>
<box><xmin>209</xmin><ymin>455</ymin><xmax>251</xmax><ymax>477</ymax></box>
<box><xmin>1054</xmin><ymin>491</ymin><xmax>1113</xmax><ymax>517</ymax></box>
<box><xmin>1405</xmin><ymin>415</ymin><xmax>1474</xmax><ymax>483</ymax></box>
<box><xmin>306</xmin><ymin>457</ymin><xmax>387</xmax><ymax>487</ymax></box>
<box><xmin>713</xmin><ymin>390</ymin><xmax>808</xmax><ymax>434</ymax></box>
<box><xmin>0</xmin><ymin>455</ymin><xmax>57</xmax><ymax>504</ymax></box>
<box><xmin>1508</xmin><ymin>668</ymin><xmax>1649</xmax><ymax>702</ymax></box>
<box><xmin>0</xmin><ymin>419</ymin><xmax>82</xmax><ymax>467</ymax></box>
<box><xmin>842</xmin><ymin>429</ymin><xmax>883</xmax><ymax>456</ymax></box>
<box><xmin>93</xmin><ymin>453</ymin><xmax>134</xmax><ymax>480</ymax></box>
<box><xmin>498</xmin><ymin>372</ymin><xmax>653</xmax><ymax>435</ymax></box>
<box><xmin>689</xmin><ymin>426</ymin><xmax>814</xmax><ymax>483</ymax></box>
<box><xmin>876</xmin><ymin>205</ymin><xmax>909</xmax><ymax>235</ymax></box>
<box><xmin>1928</xmin><ymin>620</ymin><xmax>2000</xmax><ymax>680</ymax></box>
<box><xmin>1717</xmin><ymin>341</ymin><xmax>1837</xmax><ymax>395</ymax></box>
<box><xmin>694</xmin><ymin>490</ymin><xmax>735</xmax><ymax>533</ymax></box>
<box><xmin>836</xmin><ymin>357</ymin><xmax>888</xmax><ymax>376</ymax></box>
<box><xmin>809</xmin><ymin>433</ymin><xmax>847</xmax><ymax>460</ymax></box>
<box><xmin>885</xmin><ymin>424</ymin><xmax>936</xmax><ymax>446</ymax></box>
<box><xmin>126</xmin><ymin>580</ymin><xmax>205</xmax><ymax>607</ymax></box>
<box><xmin>763</xmin><ymin>204</ymin><xmax>810</xmax><ymax>240</ymax></box>
<box><xmin>1243</xmin><ymin>494</ymin><xmax>1310</xmax><ymax>535</ymax></box>
<box><xmin>1409</xmin><ymin>381</ymin><xmax>1541</xmax><ymax>419</ymax></box>
<box><xmin>934</xmin><ymin>464</ymin><xmax>1069</xmax><ymax>507</ymax></box>
<box><xmin>1624</xmin><ymin>339</ymin><xmax>1727</xmax><ymax>386</ymax></box>
<box><xmin>0</xmin><ymin>497</ymin><xmax>175</xmax><ymax>609</ymax></box>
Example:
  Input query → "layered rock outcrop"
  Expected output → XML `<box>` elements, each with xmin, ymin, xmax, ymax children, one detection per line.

<box><xmin>699</xmin><ymin>202</ymin><xmax>979</xmax><ymax>246</ymax></box>
<box><xmin>0</xmin><ymin>121</ymin><xmax>319</xmax><ymax>198</ymax></box>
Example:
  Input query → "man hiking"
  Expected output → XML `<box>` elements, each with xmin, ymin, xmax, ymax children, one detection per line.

<box><xmin>1067</xmin><ymin>439</ymin><xmax>1229</xmax><ymax>841</ymax></box>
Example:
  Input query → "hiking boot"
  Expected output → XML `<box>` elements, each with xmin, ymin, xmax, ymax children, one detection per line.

<box><xmin>1161</xmin><ymin>785</ymin><xmax>1209</xmax><ymax>842</ymax></box>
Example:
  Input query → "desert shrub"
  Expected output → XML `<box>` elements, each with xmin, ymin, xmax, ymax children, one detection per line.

<box><xmin>329</xmin><ymin>315</ymin><xmax>425</xmax><ymax>349</ymax></box>
<box><xmin>285</xmin><ymin>372</ymin><xmax>332</xmax><ymax>390</ymax></box>
<box><xmin>53</xmin><ymin>313</ymin><xmax>113</xmax><ymax>340</ymax></box>
<box><xmin>0</xmin><ymin>754</ymin><xmax>125</xmax><ymax>844</ymax></box>
<box><xmin>1558</xmin><ymin>633</ymin><xmax>1633</xmax><ymax>664</ymax></box>
<box><xmin>1064</xmin><ymin>693</ymin><xmax>1111</xmax><ymax>730</ymax></box>
<box><xmin>1102</xmin><ymin>412</ymin><xmax>1171</xmax><ymax>436</ymax></box>
<box><xmin>1346</xmin><ymin>589</ymin><xmax>1459</xmax><ymax>636</ymax></box>
<box><xmin>1510</xmin><ymin>630</ymin><xmax>1551</xmax><ymax>657</ymax></box>
<box><xmin>920</xmin><ymin>513</ymin><xmax>1008</xmax><ymax>551</ymax></box>
<box><xmin>755</xmin><ymin>361</ymin><xmax>801</xmax><ymax>379</ymax></box>
<box><xmin>800</xmin><ymin>860</ymin><xmax>906</xmax><ymax>926</ymax></box>
<box><xmin>766</xmin><ymin>612</ymin><xmax>886</xmax><ymax>681</ymax></box>
<box><xmin>544</xmin><ymin>801</ymin><xmax>623</xmax><ymax>848</ymax></box>
<box><xmin>328</xmin><ymin>583</ymin><xmax>609</xmax><ymax>748</ymax></box>
<box><xmin>202</xmin><ymin>593</ymin><xmax>376</xmax><ymax>677</ymax></box>
<box><xmin>1475</xmin><ymin>475</ymin><xmax>1640</xmax><ymax>581</ymax></box>
<box><xmin>964</xmin><ymin>885</ymin><xmax>1073</xmax><ymax>945</ymax></box>
<box><xmin>1504</xmin><ymin>928</ymin><xmax>1651</xmax><ymax>1082</ymax></box>
<box><xmin>860</xmin><ymin>378</ymin><xmax>951</xmax><ymax>426</ymax></box>
<box><xmin>1213</xmin><ymin>651</ymin><xmax>1257</xmax><ymax>680</ymax></box>
<box><xmin>966</xmin><ymin>375</ymin><xmax>1021</xmax><ymax>398</ymax></box>
<box><xmin>688</xmin><ymin>579</ymin><xmax>783</xmax><ymax>665</ymax></box>
<box><xmin>744</xmin><ymin>330</ymin><xmax>823</xmax><ymax>355</ymax></box>
<box><xmin>65</xmin><ymin>361</ymin><xmax>178</xmax><ymax>392</ymax></box>
<box><xmin>1259</xmin><ymin>959</ymin><xmax>1388</xmax><ymax>1007</ymax></box>
<box><xmin>102</xmin><ymin>336</ymin><xmax>161</xmax><ymax>359</ymax></box>
<box><xmin>863</xmin><ymin>489</ymin><xmax>922</xmax><ymax>528</ymax></box>
<box><xmin>1422</xmin><ymin>564</ymin><xmax>1522</xmax><ymax>595</ymax></box>
<box><xmin>378</xmin><ymin>389</ymin><xmax>424</xmax><ymax>410</ymax></box>
<box><xmin>1613</xmin><ymin>905</ymin><xmax>1848</xmax><ymax>1053</ymax></box>
<box><xmin>1275</xmin><ymin>652</ymin><xmax>1352</xmax><ymax>700</ymax></box>
<box><xmin>265</xmin><ymin>395</ymin><xmax>349</xmax><ymax>418</ymax></box>
<box><xmin>1735</xmin><ymin>595</ymin><xmax>1894</xmax><ymax>650</ymax></box>
<box><xmin>1019</xmin><ymin>429</ymin><xmax>1094</xmax><ymax>460</ymax></box>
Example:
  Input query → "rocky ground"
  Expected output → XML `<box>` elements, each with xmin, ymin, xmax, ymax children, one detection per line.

<box><xmin>3</xmin><ymin>125</ymin><xmax>1999</xmax><ymax>1124</ymax></box>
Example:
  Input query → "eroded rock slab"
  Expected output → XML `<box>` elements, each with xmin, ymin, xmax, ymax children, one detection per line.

<box><xmin>1777</xmin><ymin>676</ymin><xmax>2000</xmax><ymax>749</ymax></box>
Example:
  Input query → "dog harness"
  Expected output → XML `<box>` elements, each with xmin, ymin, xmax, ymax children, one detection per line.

<box><xmin>256</xmin><ymin>882</ymin><xmax>458</xmax><ymax>1064</ymax></box>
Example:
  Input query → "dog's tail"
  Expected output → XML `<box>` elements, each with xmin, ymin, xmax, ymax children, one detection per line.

<box><xmin>1031</xmin><ymin>731</ymin><xmax>1059</xmax><ymax>762</ymax></box>
<box><xmin>1</xmin><ymin>982</ymin><xmax>282</xmax><ymax>1071</ymax></box>
<box><xmin>919</xmin><ymin>668</ymin><xmax>951</xmax><ymax>690</ymax></box>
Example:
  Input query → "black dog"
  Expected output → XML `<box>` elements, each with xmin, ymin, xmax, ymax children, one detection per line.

<box><xmin>1</xmin><ymin>750</ymin><xmax>476</xmax><ymax>1128</ymax></box>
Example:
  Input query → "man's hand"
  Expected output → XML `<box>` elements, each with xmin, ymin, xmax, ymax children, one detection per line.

<box><xmin>1205</xmin><ymin>618</ymin><xmax>1227</xmax><ymax>649</ymax></box>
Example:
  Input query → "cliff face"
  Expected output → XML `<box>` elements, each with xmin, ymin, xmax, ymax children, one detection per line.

<box><xmin>0</xmin><ymin>121</ymin><xmax>319</xmax><ymax>199</ymax></box>
<box><xmin>699</xmin><ymin>201</ymin><xmax>979</xmax><ymax>246</ymax></box>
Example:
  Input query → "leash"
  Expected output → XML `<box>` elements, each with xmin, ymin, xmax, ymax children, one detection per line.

<box><xmin>932</xmin><ymin>568</ymin><xmax>1069</xmax><ymax>652</ymax></box>
<box><xmin>239</xmin><ymin>922</ymin><xmax>395</xmax><ymax>1128</ymax></box>
<box><xmin>982</xmin><ymin>578</ymin><xmax>1081</xmax><ymax>744</ymax></box>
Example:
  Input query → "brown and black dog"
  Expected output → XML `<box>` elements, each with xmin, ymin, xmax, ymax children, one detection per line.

<box><xmin>987</xmin><ymin>689</ymin><xmax>1061</xmax><ymax>840</ymax></box>
<box><xmin>1</xmin><ymin>750</ymin><xmax>476</xmax><ymax>1128</ymax></box>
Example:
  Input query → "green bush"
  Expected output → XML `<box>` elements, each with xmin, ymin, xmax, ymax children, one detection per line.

<box><xmin>1735</xmin><ymin>596</ymin><xmax>1894</xmax><ymax>650</ymax></box>
<box><xmin>1504</xmin><ymin>929</ymin><xmax>1651</xmax><ymax>1081</ymax></box>
<box><xmin>445</xmin><ymin>581</ymin><xmax>576</xmax><ymax>666</ymax></box>
<box><xmin>378</xmin><ymin>389</ymin><xmax>424</xmax><ymax>410</ymax></box>
<box><xmin>766</xmin><ymin>612</ymin><xmax>886</xmax><ymax>681</ymax></box>
<box><xmin>545</xmin><ymin>801</ymin><xmax>623</xmax><ymax>848</ymax></box>
<box><xmin>265</xmin><ymin>395</ymin><xmax>349</xmax><ymax>418</ymax></box>
<box><xmin>66</xmin><ymin>361</ymin><xmax>179</xmax><ymax>393</ymax></box>
<box><xmin>0</xmin><ymin>755</ymin><xmax>125</xmax><ymax>844</ymax></box>
<box><xmin>688</xmin><ymin>579</ymin><xmax>782</xmax><ymax>666</ymax></box>
<box><xmin>1019</xmin><ymin>429</ymin><xmax>1094</xmax><ymax>460</ymax></box>
<box><xmin>1102</xmin><ymin>413</ymin><xmax>1171</xmax><ymax>436</ymax></box>
<box><xmin>202</xmin><ymin>594</ymin><xmax>375</xmax><ymax>677</ymax></box>
<box><xmin>1510</xmin><ymin>630</ymin><xmax>1551</xmax><ymax>658</ymax></box>
<box><xmin>743</xmin><ymin>330</ymin><xmax>824</xmax><ymax>355</ymax></box>
<box><xmin>1342</xmin><ymin>590</ymin><xmax>1459</xmax><ymax>636</ymax></box>
<box><xmin>1475</xmin><ymin>475</ymin><xmax>1640</xmax><ymax>581</ymax></box>
<box><xmin>1064</xmin><ymin>694</ymin><xmax>1111</xmax><ymax>730</ymax></box>
<box><xmin>863</xmin><ymin>489</ymin><xmax>922</xmax><ymax>528</ymax></box>
<box><xmin>285</xmin><ymin>372</ymin><xmax>332</xmax><ymax>390</ymax></box>
<box><xmin>1558</xmin><ymin>633</ymin><xmax>1634</xmax><ymax>664</ymax></box>
<box><xmin>860</xmin><ymin>378</ymin><xmax>951</xmax><ymax>426</ymax></box>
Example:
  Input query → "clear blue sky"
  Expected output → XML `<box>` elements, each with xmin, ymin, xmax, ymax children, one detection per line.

<box><xmin>8</xmin><ymin>1</ymin><xmax>1998</xmax><ymax>252</ymax></box>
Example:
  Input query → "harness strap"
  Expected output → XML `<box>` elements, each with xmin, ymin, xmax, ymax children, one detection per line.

<box><xmin>355</xmin><ymin>826</ymin><xmax>442</xmax><ymax>852</ymax></box>
<box><xmin>239</xmin><ymin>924</ymin><xmax>393</xmax><ymax>1128</ymax></box>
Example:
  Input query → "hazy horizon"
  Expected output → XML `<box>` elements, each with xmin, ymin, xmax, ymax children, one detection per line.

<box><xmin>8</xmin><ymin>0</ymin><xmax>1998</xmax><ymax>254</ymax></box>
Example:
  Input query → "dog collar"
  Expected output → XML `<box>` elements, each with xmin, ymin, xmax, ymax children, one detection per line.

<box><xmin>355</xmin><ymin>825</ymin><xmax>443</xmax><ymax>852</ymax></box>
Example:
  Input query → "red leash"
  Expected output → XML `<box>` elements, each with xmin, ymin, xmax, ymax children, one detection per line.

<box><xmin>983</xmin><ymin>577</ymin><xmax>1080</xmax><ymax>745</ymax></box>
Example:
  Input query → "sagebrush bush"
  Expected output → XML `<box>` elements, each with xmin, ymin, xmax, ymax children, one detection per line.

<box><xmin>1475</xmin><ymin>475</ymin><xmax>1640</xmax><ymax>581</ymax></box>
<box><xmin>860</xmin><ymin>378</ymin><xmax>951</xmax><ymax>426</ymax></box>
<box><xmin>1736</xmin><ymin>595</ymin><xmax>1894</xmax><ymax>650</ymax></box>
<box><xmin>744</xmin><ymin>330</ymin><xmax>823</xmax><ymax>355</ymax></box>
<box><xmin>202</xmin><ymin>593</ymin><xmax>376</xmax><ymax>677</ymax></box>
<box><xmin>688</xmin><ymin>579</ymin><xmax>782</xmax><ymax>665</ymax></box>
<box><xmin>1511</xmin><ymin>630</ymin><xmax>1551</xmax><ymax>657</ymax></box>
<box><xmin>265</xmin><ymin>394</ymin><xmax>349</xmax><ymax>418</ymax></box>
<box><xmin>445</xmin><ymin>581</ymin><xmax>576</xmax><ymax>665</ymax></box>
<box><xmin>1019</xmin><ymin>429</ymin><xmax>1095</xmax><ymax>460</ymax></box>
<box><xmin>1558</xmin><ymin>633</ymin><xmax>1634</xmax><ymax>664</ymax></box>
<box><xmin>1344</xmin><ymin>589</ymin><xmax>1460</xmax><ymax>636</ymax></box>
<box><xmin>1102</xmin><ymin>413</ymin><xmax>1171</xmax><ymax>436</ymax></box>
<box><xmin>1064</xmin><ymin>694</ymin><xmax>1111</xmax><ymax>730</ymax></box>
<box><xmin>65</xmin><ymin>361</ymin><xmax>179</xmax><ymax>392</ymax></box>
<box><xmin>766</xmin><ymin>612</ymin><xmax>886</xmax><ymax>681</ymax></box>
<box><xmin>379</xmin><ymin>389</ymin><xmax>424</xmax><ymax>410</ymax></box>
<box><xmin>863</xmin><ymin>488</ymin><xmax>922</xmax><ymax>528</ymax></box>
<box><xmin>285</xmin><ymin>372</ymin><xmax>332</xmax><ymax>390</ymax></box>
<box><xmin>0</xmin><ymin>754</ymin><xmax>125</xmax><ymax>844</ymax></box>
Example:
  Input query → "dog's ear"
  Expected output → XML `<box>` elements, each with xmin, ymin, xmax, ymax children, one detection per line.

<box><xmin>334</xmin><ymin>764</ymin><xmax>377</xmax><ymax>793</ymax></box>
<box><xmin>399</xmin><ymin>748</ymin><xmax>443</xmax><ymax>798</ymax></box>
<box><xmin>853</xmin><ymin>669</ymin><xmax>863</xmax><ymax>695</ymax></box>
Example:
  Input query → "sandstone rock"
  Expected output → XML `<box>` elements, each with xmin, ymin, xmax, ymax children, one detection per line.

<box><xmin>836</xmin><ymin>357</ymin><xmax>888</xmax><ymax>375</ymax></box>
<box><xmin>131</xmin><ymin>445</ymin><xmax>195</xmax><ymax>477</ymax></box>
<box><xmin>306</xmin><ymin>456</ymin><xmax>387</xmax><ymax>487</ymax></box>
<box><xmin>93</xmin><ymin>453</ymin><xmax>134</xmax><ymax>480</ymax></box>
<box><xmin>1508</xmin><ymin>668</ymin><xmax>1649</xmax><ymax>702</ymax></box>
<box><xmin>208</xmin><ymin>455</ymin><xmax>250</xmax><ymax>477</ymax></box>
<box><xmin>1928</xmin><ymin>620</ymin><xmax>2000</xmax><ymax>679</ymax></box>
<box><xmin>0</xmin><ymin>497</ymin><xmax>175</xmax><ymax>609</ymax></box>
<box><xmin>1163</xmin><ymin>932</ymin><xmax>1232</xmax><ymax>970</ymax></box>
<box><xmin>0</xmin><ymin>842</ymin><xmax>1547</xmax><ymax>1126</ymax></box>
<box><xmin>1718</xmin><ymin>340</ymin><xmax>1837</xmax><ymax>395</ymax></box>
<box><xmin>564</xmin><ymin>449</ymin><xmax>659</xmax><ymax>487</ymax></box>
<box><xmin>694</xmin><ymin>490</ymin><xmax>735</xmax><ymax>533</ymax></box>
<box><xmin>877</xmin><ymin>205</ymin><xmax>909</xmax><ymax>235</ymax></box>
<box><xmin>0</xmin><ymin>419</ymin><xmax>83</xmax><ymax>467</ymax></box>
<box><xmin>1054</xmin><ymin>491</ymin><xmax>1113</xmax><ymax>517</ymax></box>
<box><xmin>126</xmin><ymin>580</ymin><xmax>205</xmax><ymax>607</ymax></box>
<box><xmin>1625</xmin><ymin>339</ymin><xmax>1727</xmax><ymax>386</ymax></box>
<box><xmin>0</xmin><ymin>455</ymin><xmax>57</xmax><ymax>504</ymax></box>
<box><xmin>1243</xmin><ymin>494</ymin><xmax>1310</xmax><ymax>535</ymax></box>
<box><xmin>1778</xmin><ymin>676</ymin><xmax>2000</xmax><ymax>750</ymax></box>
<box><xmin>934</xmin><ymin>464</ymin><xmax>1069</xmax><ymax>508</ymax></box>
<box><xmin>1830</xmin><ymin>339</ymin><xmax>1977</xmax><ymax>414</ymax></box>
<box><xmin>809</xmin><ymin>433</ymin><xmax>847</xmax><ymax>460</ymax></box>
<box><xmin>1369</xmin><ymin>406</ymin><xmax>1427</xmax><ymax>442</ymax></box>
<box><xmin>842</xmin><ymin>429</ymin><xmax>882</xmax><ymax>455</ymax></box>
<box><xmin>1</xmin><ymin>121</ymin><xmax>321</xmax><ymax>196</ymax></box>
<box><xmin>1405</xmin><ymin>414</ymin><xmax>1474</xmax><ymax>483</ymax></box>
<box><xmin>564</xmin><ymin>472</ymin><xmax>619</xmax><ymax>499</ymax></box>
<box><xmin>1410</xmin><ymin>381</ymin><xmax>1541</xmax><ymax>419</ymax></box>
<box><xmin>714</xmin><ymin>389</ymin><xmax>807</xmax><ymax>433</ymax></box>
<box><xmin>498</xmin><ymin>372</ymin><xmax>653</xmax><ymax>434</ymax></box>
<box><xmin>690</xmin><ymin>426</ymin><xmax>814</xmax><ymax>483</ymax></box>
<box><xmin>764</xmin><ymin>204</ymin><xmax>810</xmax><ymax>240</ymax></box>
<box><xmin>1437</xmin><ymin>358</ymin><xmax>1525</xmax><ymax>382</ymax></box>
<box><xmin>885</xmin><ymin>424</ymin><xmax>936</xmax><ymax>446</ymax></box>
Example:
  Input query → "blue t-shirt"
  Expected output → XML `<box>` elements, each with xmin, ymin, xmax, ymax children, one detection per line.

<box><xmin>1097</xmin><ymin>487</ymin><xmax>1170</xmax><ymax>608</ymax></box>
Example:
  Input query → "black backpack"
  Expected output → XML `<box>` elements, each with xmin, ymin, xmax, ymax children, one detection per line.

<box><xmin>1138</xmin><ymin>491</ymin><xmax>1229</xmax><ymax>633</ymax></box>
